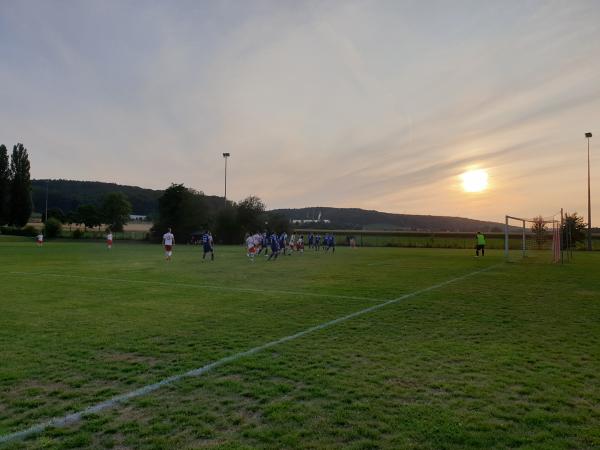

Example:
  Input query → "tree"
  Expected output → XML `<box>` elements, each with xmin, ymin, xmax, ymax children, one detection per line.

<box><xmin>563</xmin><ymin>212</ymin><xmax>587</xmax><ymax>248</ymax></box>
<box><xmin>66</xmin><ymin>210</ymin><xmax>81</xmax><ymax>230</ymax></box>
<box><xmin>43</xmin><ymin>207</ymin><xmax>66</xmax><ymax>224</ymax></box>
<box><xmin>237</xmin><ymin>196</ymin><xmax>266</xmax><ymax>236</ymax></box>
<box><xmin>265</xmin><ymin>211</ymin><xmax>292</xmax><ymax>235</ymax></box>
<box><xmin>152</xmin><ymin>184</ymin><xmax>212</xmax><ymax>242</ymax></box>
<box><xmin>44</xmin><ymin>217</ymin><xmax>63</xmax><ymax>238</ymax></box>
<box><xmin>0</xmin><ymin>145</ymin><xmax>9</xmax><ymax>225</ymax></box>
<box><xmin>531</xmin><ymin>216</ymin><xmax>548</xmax><ymax>250</ymax></box>
<box><xmin>8</xmin><ymin>143</ymin><xmax>32</xmax><ymax>227</ymax></box>
<box><xmin>77</xmin><ymin>204</ymin><xmax>102</xmax><ymax>230</ymax></box>
<box><xmin>215</xmin><ymin>205</ymin><xmax>241</xmax><ymax>244</ymax></box>
<box><xmin>101</xmin><ymin>192</ymin><xmax>132</xmax><ymax>232</ymax></box>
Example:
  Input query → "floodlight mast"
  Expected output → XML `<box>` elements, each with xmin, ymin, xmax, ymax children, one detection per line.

<box><xmin>223</xmin><ymin>153</ymin><xmax>230</xmax><ymax>205</ymax></box>
<box><xmin>585</xmin><ymin>133</ymin><xmax>592</xmax><ymax>251</ymax></box>
<box><xmin>45</xmin><ymin>180</ymin><xmax>49</xmax><ymax>222</ymax></box>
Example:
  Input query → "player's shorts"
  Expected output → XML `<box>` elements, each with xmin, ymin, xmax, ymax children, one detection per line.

<box><xmin>203</xmin><ymin>244</ymin><xmax>212</xmax><ymax>252</ymax></box>
<box><xmin>248</xmin><ymin>246</ymin><xmax>256</xmax><ymax>254</ymax></box>
<box><xmin>476</xmin><ymin>244</ymin><xmax>485</xmax><ymax>250</ymax></box>
<box><xmin>36</xmin><ymin>239</ymin><xmax>42</xmax><ymax>244</ymax></box>
<box><xmin>107</xmin><ymin>240</ymin><xmax>113</xmax><ymax>245</ymax></box>
<box><xmin>164</xmin><ymin>245</ymin><xmax>173</xmax><ymax>252</ymax></box>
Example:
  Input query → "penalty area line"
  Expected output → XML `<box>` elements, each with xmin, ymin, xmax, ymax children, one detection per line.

<box><xmin>0</xmin><ymin>264</ymin><xmax>500</xmax><ymax>445</ymax></box>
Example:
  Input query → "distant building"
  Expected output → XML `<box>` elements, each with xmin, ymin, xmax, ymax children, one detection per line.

<box><xmin>291</xmin><ymin>218</ymin><xmax>331</xmax><ymax>224</ymax></box>
<box><xmin>129</xmin><ymin>214</ymin><xmax>147</xmax><ymax>221</ymax></box>
<box><xmin>290</xmin><ymin>210</ymin><xmax>331</xmax><ymax>224</ymax></box>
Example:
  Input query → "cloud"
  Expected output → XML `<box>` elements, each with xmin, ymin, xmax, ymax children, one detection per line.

<box><xmin>0</xmin><ymin>0</ymin><xmax>599</xmax><ymax>223</ymax></box>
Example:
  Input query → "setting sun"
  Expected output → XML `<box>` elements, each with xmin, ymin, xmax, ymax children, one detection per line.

<box><xmin>461</xmin><ymin>169</ymin><xmax>489</xmax><ymax>193</ymax></box>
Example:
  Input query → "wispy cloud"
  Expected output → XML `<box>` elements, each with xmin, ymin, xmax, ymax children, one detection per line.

<box><xmin>0</xmin><ymin>0</ymin><xmax>599</xmax><ymax>223</ymax></box>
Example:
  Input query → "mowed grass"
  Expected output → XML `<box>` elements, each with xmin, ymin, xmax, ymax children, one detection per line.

<box><xmin>0</xmin><ymin>239</ymin><xmax>599</xmax><ymax>449</ymax></box>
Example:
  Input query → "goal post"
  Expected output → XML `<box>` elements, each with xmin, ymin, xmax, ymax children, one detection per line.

<box><xmin>504</xmin><ymin>213</ymin><xmax>563</xmax><ymax>263</ymax></box>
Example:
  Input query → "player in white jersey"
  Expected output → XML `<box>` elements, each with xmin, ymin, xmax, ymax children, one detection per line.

<box><xmin>162</xmin><ymin>228</ymin><xmax>175</xmax><ymax>261</ymax></box>
<box><xmin>36</xmin><ymin>233</ymin><xmax>44</xmax><ymax>246</ymax></box>
<box><xmin>106</xmin><ymin>231</ymin><xmax>113</xmax><ymax>249</ymax></box>
<box><xmin>254</xmin><ymin>233</ymin><xmax>263</xmax><ymax>258</ymax></box>
<box><xmin>297</xmin><ymin>235</ymin><xmax>304</xmax><ymax>253</ymax></box>
<box><xmin>246</xmin><ymin>234</ymin><xmax>256</xmax><ymax>261</ymax></box>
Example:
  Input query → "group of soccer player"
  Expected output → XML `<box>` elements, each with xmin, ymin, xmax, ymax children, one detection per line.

<box><xmin>159</xmin><ymin>229</ymin><xmax>336</xmax><ymax>263</ymax></box>
<box><xmin>245</xmin><ymin>231</ymin><xmax>336</xmax><ymax>262</ymax></box>
<box><xmin>34</xmin><ymin>228</ymin><xmax>488</xmax><ymax>260</ymax></box>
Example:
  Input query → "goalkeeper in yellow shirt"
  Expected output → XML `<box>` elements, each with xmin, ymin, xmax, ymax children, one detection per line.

<box><xmin>475</xmin><ymin>232</ymin><xmax>486</xmax><ymax>257</ymax></box>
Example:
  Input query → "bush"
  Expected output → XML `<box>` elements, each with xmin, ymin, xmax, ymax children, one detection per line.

<box><xmin>72</xmin><ymin>228</ymin><xmax>84</xmax><ymax>239</ymax></box>
<box><xmin>44</xmin><ymin>218</ymin><xmax>62</xmax><ymax>238</ymax></box>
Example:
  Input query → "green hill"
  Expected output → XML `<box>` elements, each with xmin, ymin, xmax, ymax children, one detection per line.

<box><xmin>272</xmin><ymin>207</ymin><xmax>506</xmax><ymax>232</ymax></box>
<box><xmin>32</xmin><ymin>180</ymin><xmax>224</xmax><ymax>218</ymax></box>
<box><xmin>33</xmin><ymin>180</ymin><xmax>506</xmax><ymax>231</ymax></box>
<box><xmin>32</xmin><ymin>180</ymin><xmax>163</xmax><ymax>216</ymax></box>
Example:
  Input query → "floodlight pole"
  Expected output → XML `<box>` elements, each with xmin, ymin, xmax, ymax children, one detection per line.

<box><xmin>522</xmin><ymin>220</ymin><xmax>526</xmax><ymax>258</ymax></box>
<box><xmin>45</xmin><ymin>180</ymin><xmax>49</xmax><ymax>222</ymax></box>
<box><xmin>586</xmin><ymin>133</ymin><xmax>592</xmax><ymax>251</ymax></box>
<box><xmin>222</xmin><ymin>153</ymin><xmax>230</xmax><ymax>206</ymax></box>
<box><xmin>504</xmin><ymin>215</ymin><xmax>509</xmax><ymax>258</ymax></box>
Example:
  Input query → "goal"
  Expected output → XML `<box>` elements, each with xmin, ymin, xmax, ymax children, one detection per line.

<box><xmin>504</xmin><ymin>214</ymin><xmax>564</xmax><ymax>263</ymax></box>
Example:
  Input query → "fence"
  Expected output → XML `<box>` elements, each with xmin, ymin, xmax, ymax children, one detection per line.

<box><xmin>294</xmin><ymin>229</ymin><xmax>600</xmax><ymax>250</ymax></box>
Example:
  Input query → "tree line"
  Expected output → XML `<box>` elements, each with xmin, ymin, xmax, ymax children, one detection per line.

<box><xmin>46</xmin><ymin>192</ymin><xmax>133</xmax><ymax>232</ymax></box>
<box><xmin>0</xmin><ymin>143</ymin><xmax>33</xmax><ymax>227</ymax></box>
<box><xmin>1</xmin><ymin>143</ymin><xmax>133</xmax><ymax>235</ymax></box>
<box><xmin>151</xmin><ymin>184</ymin><xmax>290</xmax><ymax>244</ymax></box>
<box><xmin>0</xmin><ymin>143</ymin><xmax>282</xmax><ymax>243</ymax></box>
<box><xmin>31</xmin><ymin>179</ymin><xmax>164</xmax><ymax>218</ymax></box>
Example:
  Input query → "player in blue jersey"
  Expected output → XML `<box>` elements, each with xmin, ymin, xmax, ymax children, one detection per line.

<box><xmin>314</xmin><ymin>234</ymin><xmax>321</xmax><ymax>251</ymax></box>
<box><xmin>308</xmin><ymin>233</ymin><xmax>314</xmax><ymax>249</ymax></box>
<box><xmin>326</xmin><ymin>234</ymin><xmax>336</xmax><ymax>253</ymax></box>
<box><xmin>202</xmin><ymin>231</ymin><xmax>214</xmax><ymax>261</ymax></box>
<box><xmin>267</xmin><ymin>232</ymin><xmax>280</xmax><ymax>260</ymax></box>
<box><xmin>256</xmin><ymin>232</ymin><xmax>268</xmax><ymax>257</ymax></box>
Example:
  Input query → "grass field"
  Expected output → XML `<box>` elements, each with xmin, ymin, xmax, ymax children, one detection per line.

<box><xmin>1</xmin><ymin>238</ymin><xmax>599</xmax><ymax>449</ymax></box>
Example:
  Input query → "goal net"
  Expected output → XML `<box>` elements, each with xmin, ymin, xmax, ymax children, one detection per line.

<box><xmin>504</xmin><ymin>214</ymin><xmax>562</xmax><ymax>263</ymax></box>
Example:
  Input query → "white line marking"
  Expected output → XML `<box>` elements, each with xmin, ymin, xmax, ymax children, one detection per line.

<box><xmin>7</xmin><ymin>271</ymin><xmax>378</xmax><ymax>302</ymax></box>
<box><xmin>0</xmin><ymin>264</ymin><xmax>499</xmax><ymax>445</ymax></box>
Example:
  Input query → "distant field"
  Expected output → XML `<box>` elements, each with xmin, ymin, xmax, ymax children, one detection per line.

<box><xmin>22</xmin><ymin>222</ymin><xmax>152</xmax><ymax>239</ymax></box>
<box><xmin>1</xmin><ymin>242</ymin><xmax>599</xmax><ymax>449</ymax></box>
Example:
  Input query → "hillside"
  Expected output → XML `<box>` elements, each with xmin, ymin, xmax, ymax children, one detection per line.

<box><xmin>31</xmin><ymin>180</ymin><xmax>223</xmax><ymax>217</ymax></box>
<box><xmin>33</xmin><ymin>180</ymin><xmax>506</xmax><ymax>231</ymax></box>
<box><xmin>272</xmin><ymin>207</ymin><xmax>506</xmax><ymax>232</ymax></box>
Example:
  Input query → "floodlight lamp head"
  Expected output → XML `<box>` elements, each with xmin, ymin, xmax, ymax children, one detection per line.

<box><xmin>223</xmin><ymin>152</ymin><xmax>230</xmax><ymax>157</ymax></box>
<box><xmin>585</xmin><ymin>132</ymin><xmax>592</xmax><ymax>138</ymax></box>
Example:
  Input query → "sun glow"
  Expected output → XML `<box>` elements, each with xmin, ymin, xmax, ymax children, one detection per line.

<box><xmin>461</xmin><ymin>169</ymin><xmax>489</xmax><ymax>193</ymax></box>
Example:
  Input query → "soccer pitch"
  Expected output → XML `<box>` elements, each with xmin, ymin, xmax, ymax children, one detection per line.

<box><xmin>1</xmin><ymin>239</ymin><xmax>599</xmax><ymax>449</ymax></box>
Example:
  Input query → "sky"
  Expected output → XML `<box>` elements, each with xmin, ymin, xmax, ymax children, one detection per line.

<box><xmin>1</xmin><ymin>0</ymin><xmax>599</xmax><ymax>224</ymax></box>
